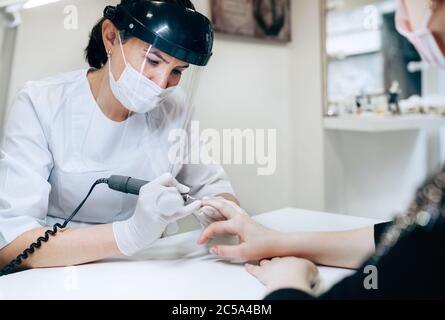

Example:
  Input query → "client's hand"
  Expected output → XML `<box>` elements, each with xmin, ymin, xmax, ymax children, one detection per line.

<box><xmin>246</xmin><ymin>257</ymin><xmax>320</xmax><ymax>295</ymax></box>
<box><xmin>197</xmin><ymin>198</ymin><xmax>281</xmax><ymax>261</ymax></box>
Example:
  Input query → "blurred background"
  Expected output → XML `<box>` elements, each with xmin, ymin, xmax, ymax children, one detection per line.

<box><xmin>0</xmin><ymin>0</ymin><xmax>443</xmax><ymax>231</ymax></box>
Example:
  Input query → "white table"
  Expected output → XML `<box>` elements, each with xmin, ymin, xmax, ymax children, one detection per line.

<box><xmin>0</xmin><ymin>208</ymin><xmax>379</xmax><ymax>300</ymax></box>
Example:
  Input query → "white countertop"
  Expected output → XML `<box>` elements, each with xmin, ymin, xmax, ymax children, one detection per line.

<box><xmin>0</xmin><ymin>208</ymin><xmax>380</xmax><ymax>300</ymax></box>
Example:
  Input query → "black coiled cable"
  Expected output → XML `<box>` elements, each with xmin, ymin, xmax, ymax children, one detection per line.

<box><xmin>0</xmin><ymin>178</ymin><xmax>108</xmax><ymax>277</ymax></box>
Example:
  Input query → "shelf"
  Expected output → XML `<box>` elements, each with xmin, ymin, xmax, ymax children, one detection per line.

<box><xmin>324</xmin><ymin>115</ymin><xmax>445</xmax><ymax>132</ymax></box>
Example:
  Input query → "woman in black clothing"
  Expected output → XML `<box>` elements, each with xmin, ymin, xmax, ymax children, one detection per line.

<box><xmin>265</xmin><ymin>171</ymin><xmax>445</xmax><ymax>300</ymax></box>
<box><xmin>198</xmin><ymin>172</ymin><xmax>445</xmax><ymax>299</ymax></box>
<box><xmin>197</xmin><ymin>0</ymin><xmax>445</xmax><ymax>299</ymax></box>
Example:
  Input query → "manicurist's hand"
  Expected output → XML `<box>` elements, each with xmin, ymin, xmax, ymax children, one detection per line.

<box><xmin>113</xmin><ymin>173</ymin><xmax>201</xmax><ymax>256</ymax></box>
<box><xmin>197</xmin><ymin>198</ymin><xmax>281</xmax><ymax>261</ymax></box>
<box><xmin>246</xmin><ymin>257</ymin><xmax>320</xmax><ymax>295</ymax></box>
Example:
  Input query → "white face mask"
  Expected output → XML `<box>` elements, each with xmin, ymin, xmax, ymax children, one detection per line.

<box><xmin>108</xmin><ymin>34</ymin><xmax>176</xmax><ymax>114</ymax></box>
<box><xmin>396</xmin><ymin>0</ymin><xmax>445</xmax><ymax>68</ymax></box>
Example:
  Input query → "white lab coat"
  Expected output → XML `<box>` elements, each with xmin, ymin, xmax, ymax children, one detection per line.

<box><xmin>0</xmin><ymin>69</ymin><xmax>234</xmax><ymax>250</ymax></box>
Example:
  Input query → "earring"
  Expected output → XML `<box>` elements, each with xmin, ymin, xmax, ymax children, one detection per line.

<box><xmin>107</xmin><ymin>49</ymin><xmax>112</xmax><ymax>58</ymax></box>
<box><xmin>429</xmin><ymin>0</ymin><xmax>438</xmax><ymax>10</ymax></box>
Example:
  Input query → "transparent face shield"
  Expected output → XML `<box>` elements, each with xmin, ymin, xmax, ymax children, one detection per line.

<box><xmin>81</xmin><ymin>34</ymin><xmax>203</xmax><ymax>178</ymax></box>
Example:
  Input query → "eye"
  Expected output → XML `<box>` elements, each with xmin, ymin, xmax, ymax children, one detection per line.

<box><xmin>172</xmin><ymin>69</ymin><xmax>182</xmax><ymax>76</ymax></box>
<box><xmin>147</xmin><ymin>58</ymin><xmax>159</xmax><ymax>66</ymax></box>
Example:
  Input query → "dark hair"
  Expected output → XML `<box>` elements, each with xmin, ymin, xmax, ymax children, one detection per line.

<box><xmin>85</xmin><ymin>0</ymin><xmax>196</xmax><ymax>69</ymax></box>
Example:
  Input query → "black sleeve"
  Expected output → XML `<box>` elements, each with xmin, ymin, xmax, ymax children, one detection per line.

<box><xmin>265</xmin><ymin>289</ymin><xmax>315</xmax><ymax>300</ymax></box>
<box><xmin>373</xmin><ymin>222</ymin><xmax>392</xmax><ymax>245</ymax></box>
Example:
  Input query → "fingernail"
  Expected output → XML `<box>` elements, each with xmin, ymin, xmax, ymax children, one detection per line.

<box><xmin>210</xmin><ymin>247</ymin><xmax>218</xmax><ymax>255</ymax></box>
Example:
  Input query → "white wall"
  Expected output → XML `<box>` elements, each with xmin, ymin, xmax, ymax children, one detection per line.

<box><xmin>324</xmin><ymin>129</ymin><xmax>429</xmax><ymax>220</ymax></box>
<box><xmin>0</xmin><ymin>12</ymin><xmax>8</xmax><ymax>135</ymax></box>
<box><xmin>423</xmin><ymin>67</ymin><xmax>445</xmax><ymax>96</ymax></box>
<box><xmin>0</xmin><ymin>13</ymin><xmax>4</xmax><ymax>46</ymax></box>
<box><xmin>288</xmin><ymin>0</ymin><xmax>325</xmax><ymax>211</ymax></box>
<box><xmin>2</xmin><ymin>0</ymin><xmax>326</xmax><ymax>231</ymax></box>
<box><xmin>0</xmin><ymin>10</ymin><xmax>18</xmax><ymax>137</ymax></box>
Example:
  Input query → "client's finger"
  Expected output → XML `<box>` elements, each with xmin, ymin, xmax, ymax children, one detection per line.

<box><xmin>210</xmin><ymin>244</ymin><xmax>243</xmax><ymax>259</ymax></box>
<box><xmin>197</xmin><ymin>220</ymin><xmax>239</xmax><ymax>244</ymax></box>
<box><xmin>245</xmin><ymin>263</ymin><xmax>261</xmax><ymax>278</ymax></box>
<box><xmin>201</xmin><ymin>199</ymin><xmax>243</xmax><ymax>219</ymax></box>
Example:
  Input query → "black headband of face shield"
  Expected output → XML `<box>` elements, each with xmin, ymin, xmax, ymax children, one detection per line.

<box><xmin>104</xmin><ymin>1</ymin><xmax>214</xmax><ymax>66</ymax></box>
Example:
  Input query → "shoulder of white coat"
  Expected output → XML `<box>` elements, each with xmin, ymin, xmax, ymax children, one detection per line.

<box><xmin>13</xmin><ymin>69</ymin><xmax>89</xmax><ymax>118</ymax></box>
<box><xmin>22</xmin><ymin>69</ymin><xmax>88</xmax><ymax>90</ymax></box>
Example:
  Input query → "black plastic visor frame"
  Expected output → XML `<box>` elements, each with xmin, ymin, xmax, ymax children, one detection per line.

<box><xmin>103</xmin><ymin>2</ymin><xmax>214</xmax><ymax>66</ymax></box>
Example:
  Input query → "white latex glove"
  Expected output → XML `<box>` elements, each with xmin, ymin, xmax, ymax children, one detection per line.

<box><xmin>193</xmin><ymin>197</ymin><xmax>227</xmax><ymax>229</ymax></box>
<box><xmin>113</xmin><ymin>173</ymin><xmax>201</xmax><ymax>256</ymax></box>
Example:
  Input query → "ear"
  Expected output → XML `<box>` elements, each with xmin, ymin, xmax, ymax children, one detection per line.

<box><xmin>102</xmin><ymin>19</ymin><xmax>118</xmax><ymax>52</ymax></box>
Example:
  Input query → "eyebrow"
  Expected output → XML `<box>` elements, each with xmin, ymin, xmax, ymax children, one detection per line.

<box><xmin>148</xmin><ymin>49</ymin><xmax>190</xmax><ymax>69</ymax></box>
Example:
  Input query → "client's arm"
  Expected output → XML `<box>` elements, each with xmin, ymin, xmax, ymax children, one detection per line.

<box><xmin>198</xmin><ymin>198</ymin><xmax>379</xmax><ymax>269</ymax></box>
